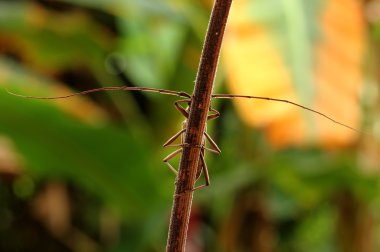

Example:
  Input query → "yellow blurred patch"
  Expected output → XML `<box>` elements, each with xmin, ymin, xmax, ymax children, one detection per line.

<box><xmin>223</xmin><ymin>0</ymin><xmax>365</xmax><ymax>149</ymax></box>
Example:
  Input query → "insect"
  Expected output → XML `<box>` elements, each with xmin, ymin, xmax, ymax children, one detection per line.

<box><xmin>161</xmin><ymin>93</ymin><xmax>222</xmax><ymax>191</ymax></box>
<box><xmin>7</xmin><ymin>86</ymin><xmax>362</xmax><ymax>190</ymax></box>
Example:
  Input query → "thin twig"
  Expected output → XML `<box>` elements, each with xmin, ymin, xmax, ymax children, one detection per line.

<box><xmin>165</xmin><ymin>0</ymin><xmax>232</xmax><ymax>251</ymax></box>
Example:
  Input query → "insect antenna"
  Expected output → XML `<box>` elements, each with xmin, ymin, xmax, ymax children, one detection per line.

<box><xmin>5</xmin><ymin>86</ymin><xmax>191</xmax><ymax>100</ymax></box>
<box><xmin>6</xmin><ymin>86</ymin><xmax>366</xmax><ymax>135</ymax></box>
<box><xmin>212</xmin><ymin>94</ymin><xmax>366</xmax><ymax>135</ymax></box>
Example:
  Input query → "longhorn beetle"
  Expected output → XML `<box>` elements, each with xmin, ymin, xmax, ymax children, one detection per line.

<box><xmin>7</xmin><ymin>86</ymin><xmax>362</xmax><ymax>191</ymax></box>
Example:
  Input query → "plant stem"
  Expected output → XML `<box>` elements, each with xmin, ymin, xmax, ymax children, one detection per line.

<box><xmin>166</xmin><ymin>0</ymin><xmax>232</xmax><ymax>251</ymax></box>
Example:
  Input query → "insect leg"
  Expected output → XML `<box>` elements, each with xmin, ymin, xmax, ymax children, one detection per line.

<box><xmin>204</xmin><ymin>132</ymin><xmax>221</xmax><ymax>154</ymax></box>
<box><xmin>163</xmin><ymin>129</ymin><xmax>186</xmax><ymax>147</ymax></box>
<box><xmin>204</xmin><ymin>107</ymin><xmax>221</xmax><ymax>153</ymax></box>
<box><xmin>207</xmin><ymin>107</ymin><xmax>220</xmax><ymax>121</ymax></box>
<box><xmin>163</xmin><ymin>148</ymin><xmax>182</xmax><ymax>175</ymax></box>
<box><xmin>174</xmin><ymin>99</ymin><xmax>191</xmax><ymax>118</ymax></box>
<box><xmin>192</xmin><ymin>151</ymin><xmax>210</xmax><ymax>191</ymax></box>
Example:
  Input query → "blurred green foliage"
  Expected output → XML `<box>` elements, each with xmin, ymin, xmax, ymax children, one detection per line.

<box><xmin>0</xmin><ymin>0</ymin><xmax>379</xmax><ymax>252</ymax></box>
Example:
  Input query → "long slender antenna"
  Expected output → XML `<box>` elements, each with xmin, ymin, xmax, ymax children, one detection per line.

<box><xmin>5</xmin><ymin>86</ymin><xmax>191</xmax><ymax>99</ymax></box>
<box><xmin>6</xmin><ymin>86</ymin><xmax>366</xmax><ymax>134</ymax></box>
<box><xmin>212</xmin><ymin>94</ymin><xmax>365</xmax><ymax>134</ymax></box>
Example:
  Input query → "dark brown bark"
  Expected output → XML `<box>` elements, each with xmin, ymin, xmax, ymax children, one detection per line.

<box><xmin>336</xmin><ymin>190</ymin><xmax>374</xmax><ymax>252</ymax></box>
<box><xmin>166</xmin><ymin>0</ymin><xmax>232</xmax><ymax>251</ymax></box>
<box><xmin>221</xmin><ymin>185</ymin><xmax>275</xmax><ymax>252</ymax></box>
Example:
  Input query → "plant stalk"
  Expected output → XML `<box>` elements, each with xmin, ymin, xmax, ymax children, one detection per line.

<box><xmin>166</xmin><ymin>0</ymin><xmax>232</xmax><ymax>251</ymax></box>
